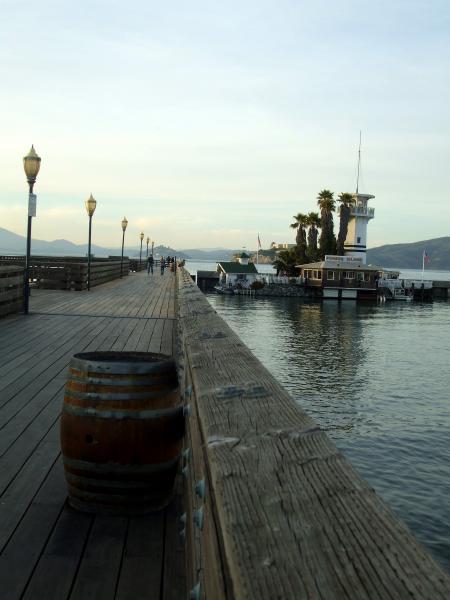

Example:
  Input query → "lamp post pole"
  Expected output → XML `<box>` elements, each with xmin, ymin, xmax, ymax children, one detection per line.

<box><xmin>120</xmin><ymin>217</ymin><xmax>128</xmax><ymax>278</ymax></box>
<box><xmin>23</xmin><ymin>146</ymin><xmax>41</xmax><ymax>315</ymax></box>
<box><xmin>85</xmin><ymin>194</ymin><xmax>97</xmax><ymax>290</ymax></box>
<box><xmin>152</xmin><ymin>240</ymin><xmax>154</xmax><ymax>257</ymax></box>
<box><xmin>139</xmin><ymin>232</ymin><xmax>144</xmax><ymax>268</ymax></box>
<box><xmin>146</xmin><ymin>236</ymin><xmax>150</xmax><ymax>258</ymax></box>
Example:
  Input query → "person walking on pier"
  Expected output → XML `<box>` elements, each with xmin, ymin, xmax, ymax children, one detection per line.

<box><xmin>160</xmin><ymin>256</ymin><xmax>166</xmax><ymax>275</ymax></box>
<box><xmin>147</xmin><ymin>254</ymin><xmax>154</xmax><ymax>275</ymax></box>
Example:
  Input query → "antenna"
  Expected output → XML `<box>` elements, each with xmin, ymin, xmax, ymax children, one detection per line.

<box><xmin>356</xmin><ymin>131</ymin><xmax>362</xmax><ymax>195</ymax></box>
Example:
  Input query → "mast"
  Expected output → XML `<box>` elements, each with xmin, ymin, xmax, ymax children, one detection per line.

<box><xmin>356</xmin><ymin>130</ymin><xmax>362</xmax><ymax>195</ymax></box>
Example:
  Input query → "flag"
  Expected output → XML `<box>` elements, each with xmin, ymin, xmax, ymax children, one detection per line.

<box><xmin>423</xmin><ymin>250</ymin><xmax>430</xmax><ymax>264</ymax></box>
<box><xmin>257</xmin><ymin>234</ymin><xmax>261</xmax><ymax>249</ymax></box>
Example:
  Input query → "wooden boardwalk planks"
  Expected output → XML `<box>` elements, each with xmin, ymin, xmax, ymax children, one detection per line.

<box><xmin>0</xmin><ymin>272</ymin><xmax>184</xmax><ymax>600</ymax></box>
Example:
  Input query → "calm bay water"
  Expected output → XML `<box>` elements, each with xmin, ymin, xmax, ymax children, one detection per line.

<box><xmin>186</xmin><ymin>260</ymin><xmax>450</xmax><ymax>571</ymax></box>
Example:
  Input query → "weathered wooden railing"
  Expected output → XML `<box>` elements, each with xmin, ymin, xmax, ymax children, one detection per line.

<box><xmin>176</xmin><ymin>267</ymin><xmax>450</xmax><ymax>599</ymax></box>
<box><xmin>0</xmin><ymin>256</ymin><xmax>130</xmax><ymax>290</ymax></box>
<box><xmin>0</xmin><ymin>266</ymin><xmax>23</xmax><ymax>317</ymax></box>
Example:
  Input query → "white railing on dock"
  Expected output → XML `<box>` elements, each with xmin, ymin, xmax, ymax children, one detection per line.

<box><xmin>255</xmin><ymin>275</ymin><xmax>303</xmax><ymax>285</ymax></box>
<box><xmin>379</xmin><ymin>278</ymin><xmax>433</xmax><ymax>291</ymax></box>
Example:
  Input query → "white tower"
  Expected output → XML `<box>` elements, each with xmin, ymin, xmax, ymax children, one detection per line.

<box><xmin>343</xmin><ymin>193</ymin><xmax>375</xmax><ymax>264</ymax></box>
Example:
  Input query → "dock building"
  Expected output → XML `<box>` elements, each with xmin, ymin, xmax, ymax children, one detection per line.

<box><xmin>216</xmin><ymin>252</ymin><xmax>258</xmax><ymax>290</ymax></box>
<box><xmin>298</xmin><ymin>255</ymin><xmax>381</xmax><ymax>300</ymax></box>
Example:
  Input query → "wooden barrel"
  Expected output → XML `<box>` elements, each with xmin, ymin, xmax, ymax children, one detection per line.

<box><xmin>60</xmin><ymin>351</ymin><xmax>184</xmax><ymax>514</ymax></box>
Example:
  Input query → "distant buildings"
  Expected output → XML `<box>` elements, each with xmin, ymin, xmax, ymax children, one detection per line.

<box><xmin>270</xmin><ymin>242</ymin><xmax>296</xmax><ymax>250</ymax></box>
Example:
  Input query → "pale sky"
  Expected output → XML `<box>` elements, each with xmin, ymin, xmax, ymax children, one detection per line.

<box><xmin>1</xmin><ymin>0</ymin><xmax>449</xmax><ymax>250</ymax></box>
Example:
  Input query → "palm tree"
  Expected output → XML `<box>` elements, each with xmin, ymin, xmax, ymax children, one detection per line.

<box><xmin>290</xmin><ymin>212</ymin><xmax>308</xmax><ymax>263</ymax></box>
<box><xmin>336</xmin><ymin>192</ymin><xmax>355</xmax><ymax>256</ymax></box>
<box><xmin>317</xmin><ymin>189</ymin><xmax>336</xmax><ymax>258</ymax></box>
<box><xmin>272</xmin><ymin>248</ymin><xmax>298</xmax><ymax>276</ymax></box>
<box><xmin>306</xmin><ymin>212</ymin><xmax>321</xmax><ymax>261</ymax></box>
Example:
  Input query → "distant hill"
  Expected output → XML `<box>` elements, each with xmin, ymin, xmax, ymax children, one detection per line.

<box><xmin>178</xmin><ymin>248</ymin><xmax>239</xmax><ymax>261</ymax></box>
<box><xmin>0</xmin><ymin>227</ymin><xmax>184</xmax><ymax>259</ymax></box>
<box><xmin>367</xmin><ymin>237</ymin><xmax>450</xmax><ymax>270</ymax></box>
<box><xmin>1</xmin><ymin>227</ymin><xmax>449</xmax><ymax>269</ymax></box>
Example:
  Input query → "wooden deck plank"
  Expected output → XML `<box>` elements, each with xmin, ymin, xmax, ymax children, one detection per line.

<box><xmin>147</xmin><ymin>318</ymin><xmax>165</xmax><ymax>354</ymax></box>
<box><xmin>31</xmin><ymin>272</ymin><xmax>172</xmax><ymax>320</ymax></box>
<box><xmin>0</xmin><ymin>316</ymin><xmax>107</xmax><ymax>404</ymax></box>
<box><xmin>68</xmin><ymin>516</ymin><xmax>128</xmax><ymax>600</ymax></box>
<box><xmin>160</xmin><ymin>318</ymin><xmax>174</xmax><ymax>357</ymax></box>
<box><xmin>0</xmin><ymin>316</ymin><xmax>125</xmax><ymax>451</ymax></box>
<box><xmin>0</xmin><ymin>313</ymin><xmax>55</xmax><ymax>359</ymax></box>
<box><xmin>162</xmin><ymin>480</ymin><xmax>187</xmax><ymax>600</ymax></box>
<box><xmin>0</xmin><ymin>459</ymin><xmax>67</xmax><ymax>600</ymax></box>
<box><xmin>0</xmin><ymin>317</ymin><xmax>77</xmax><ymax>389</ymax></box>
<box><xmin>0</xmin><ymin>317</ymin><xmax>111</xmax><ymax>422</ymax></box>
<box><xmin>0</xmin><ymin>314</ymin><xmax>89</xmax><ymax>393</ymax></box>
<box><xmin>134</xmin><ymin>318</ymin><xmax>158</xmax><ymax>352</ymax></box>
<box><xmin>0</xmin><ymin>271</ymin><xmax>180</xmax><ymax>600</ymax></box>
<box><xmin>0</xmin><ymin>386</ymin><xmax>63</xmax><ymax>475</ymax></box>
<box><xmin>0</xmin><ymin>428</ymin><xmax>60</xmax><ymax>550</ymax></box>
<box><xmin>109</xmin><ymin>317</ymin><xmax>142</xmax><ymax>351</ymax></box>
<box><xmin>115</xmin><ymin>514</ymin><xmax>165</xmax><ymax>600</ymax></box>
<box><xmin>22</xmin><ymin>507</ymin><xmax>93</xmax><ymax>600</ymax></box>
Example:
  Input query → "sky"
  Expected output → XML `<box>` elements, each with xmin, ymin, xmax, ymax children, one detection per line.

<box><xmin>0</xmin><ymin>0</ymin><xmax>449</xmax><ymax>250</ymax></box>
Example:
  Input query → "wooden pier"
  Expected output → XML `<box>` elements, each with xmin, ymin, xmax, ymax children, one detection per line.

<box><xmin>1</xmin><ymin>268</ymin><xmax>450</xmax><ymax>599</ymax></box>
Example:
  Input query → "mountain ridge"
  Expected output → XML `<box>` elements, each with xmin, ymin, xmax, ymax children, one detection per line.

<box><xmin>366</xmin><ymin>237</ymin><xmax>450</xmax><ymax>270</ymax></box>
<box><xmin>1</xmin><ymin>228</ymin><xmax>449</xmax><ymax>269</ymax></box>
<box><xmin>0</xmin><ymin>227</ymin><xmax>184</xmax><ymax>259</ymax></box>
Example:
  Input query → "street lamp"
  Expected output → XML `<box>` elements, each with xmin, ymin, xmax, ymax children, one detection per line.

<box><xmin>85</xmin><ymin>194</ymin><xmax>97</xmax><ymax>290</ymax></box>
<box><xmin>23</xmin><ymin>145</ymin><xmax>41</xmax><ymax>314</ymax></box>
<box><xmin>120</xmin><ymin>217</ymin><xmax>128</xmax><ymax>278</ymax></box>
<box><xmin>139</xmin><ymin>232</ymin><xmax>144</xmax><ymax>267</ymax></box>
<box><xmin>146</xmin><ymin>236</ymin><xmax>150</xmax><ymax>258</ymax></box>
<box><xmin>152</xmin><ymin>240</ymin><xmax>155</xmax><ymax>257</ymax></box>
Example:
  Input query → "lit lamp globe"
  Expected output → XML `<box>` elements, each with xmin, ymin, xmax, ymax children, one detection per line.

<box><xmin>146</xmin><ymin>236</ymin><xmax>150</xmax><ymax>245</ymax></box>
<box><xmin>122</xmin><ymin>217</ymin><xmax>128</xmax><ymax>231</ymax></box>
<box><xmin>23</xmin><ymin>145</ymin><xmax>41</xmax><ymax>191</ymax></box>
<box><xmin>140</xmin><ymin>232</ymin><xmax>144</xmax><ymax>242</ymax></box>
<box><xmin>85</xmin><ymin>194</ymin><xmax>97</xmax><ymax>217</ymax></box>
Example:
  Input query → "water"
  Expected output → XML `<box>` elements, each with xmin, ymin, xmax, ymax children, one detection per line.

<box><xmin>186</xmin><ymin>265</ymin><xmax>450</xmax><ymax>572</ymax></box>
